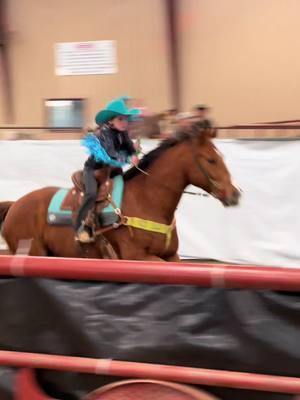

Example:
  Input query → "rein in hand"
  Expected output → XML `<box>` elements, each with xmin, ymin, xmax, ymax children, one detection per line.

<box><xmin>132</xmin><ymin>164</ymin><xmax>210</xmax><ymax>198</ymax></box>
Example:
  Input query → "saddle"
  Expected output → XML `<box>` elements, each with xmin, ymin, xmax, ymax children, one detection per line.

<box><xmin>47</xmin><ymin>172</ymin><xmax>124</xmax><ymax>229</ymax></box>
<box><xmin>61</xmin><ymin>169</ymin><xmax>113</xmax><ymax>215</ymax></box>
<box><xmin>73</xmin><ymin>170</ymin><xmax>112</xmax><ymax>200</ymax></box>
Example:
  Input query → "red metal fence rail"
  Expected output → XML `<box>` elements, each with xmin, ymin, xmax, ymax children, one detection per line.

<box><xmin>1</xmin><ymin>350</ymin><xmax>300</xmax><ymax>395</ymax></box>
<box><xmin>0</xmin><ymin>255</ymin><xmax>300</xmax><ymax>291</ymax></box>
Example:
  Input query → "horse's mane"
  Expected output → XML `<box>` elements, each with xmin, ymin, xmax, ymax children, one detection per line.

<box><xmin>124</xmin><ymin>137</ymin><xmax>186</xmax><ymax>181</ymax></box>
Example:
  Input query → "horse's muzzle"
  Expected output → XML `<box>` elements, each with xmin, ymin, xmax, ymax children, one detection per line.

<box><xmin>221</xmin><ymin>187</ymin><xmax>241</xmax><ymax>207</ymax></box>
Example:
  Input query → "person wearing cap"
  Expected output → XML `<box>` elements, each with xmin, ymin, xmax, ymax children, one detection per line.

<box><xmin>193</xmin><ymin>104</ymin><xmax>217</xmax><ymax>138</ymax></box>
<box><xmin>75</xmin><ymin>97</ymin><xmax>141</xmax><ymax>242</ymax></box>
<box><xmin>173</xmin><ymin>111</ymin><xmax>198</xmax><ymax>140</ymax></box>
<box><xmin>193</xmin><ymin>104</ymin><xmax>213</xmax><ymax>129</ymax></box>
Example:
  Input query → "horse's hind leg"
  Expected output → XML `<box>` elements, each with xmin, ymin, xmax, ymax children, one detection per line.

<box><xmin>28</xmin><ymin>238</ymin><xmax>48</xmax><ymax>256</ymax></box>
<box><xmin>12</xmin><ymin>237</ymin><xmax>48</xmax><ymax>256</ymax></box>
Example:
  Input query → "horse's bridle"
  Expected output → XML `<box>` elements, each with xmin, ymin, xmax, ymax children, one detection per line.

<box><xmin>193</xmin><ymin>152</ymin><xmax>225</xmax><ymax>200</ymax></box>
<box><xmin>134</xmin><ymin>144</ymin><xmax>225</xmax><ymax>201</ymax></box>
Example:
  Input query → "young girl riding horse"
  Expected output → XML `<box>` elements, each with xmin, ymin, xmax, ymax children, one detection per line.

<box><xmin>75</xmin><ymin>97</ymin><xmax>140</xmax><ymax>243</ymax></box>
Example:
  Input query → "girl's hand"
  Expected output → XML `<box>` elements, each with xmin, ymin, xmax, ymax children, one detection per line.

<box><xmin>131</xmin><ymin>155</ymin><xmax>139</xmax><ymax>166</ymax></box>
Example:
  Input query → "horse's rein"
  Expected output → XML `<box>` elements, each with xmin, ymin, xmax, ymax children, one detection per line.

<box><xmin>133</xmin><ymin>155</ymin><xmax>211</xmax><ymax>198</ymax></box>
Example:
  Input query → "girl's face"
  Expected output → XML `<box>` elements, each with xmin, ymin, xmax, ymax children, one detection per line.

<box><xmin>110</xmin><ymin>115</ymin><xmax>129</xmax><ymax>131</ymax></box>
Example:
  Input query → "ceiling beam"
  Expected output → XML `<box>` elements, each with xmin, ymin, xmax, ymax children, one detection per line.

<box><xmin>0</xmin><ymin>0</ymin><xmax>14</xmax><ymax>123</ymax></box>
<box><xmin>165</xmin><ymin>0</ymin><xmax>180</xmax><ymax>110</ymax></box>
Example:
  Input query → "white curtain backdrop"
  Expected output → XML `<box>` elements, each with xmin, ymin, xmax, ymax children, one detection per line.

<box><xmin>0</xmin><ymin>139</ymin><xmax>299</xmax><ymax>267</ymax></box>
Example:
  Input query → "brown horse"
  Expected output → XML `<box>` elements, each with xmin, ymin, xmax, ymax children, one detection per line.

<box><xmin>0</xmin><ymin>131</ymin><xmax>240</xmax><ymax>261</ymax></box>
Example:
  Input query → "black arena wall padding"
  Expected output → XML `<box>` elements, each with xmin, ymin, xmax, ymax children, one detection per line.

<box><xmin>0</xmin><ymin>278</ymin><xmax>298</xmax><ymax>400</ymax></box>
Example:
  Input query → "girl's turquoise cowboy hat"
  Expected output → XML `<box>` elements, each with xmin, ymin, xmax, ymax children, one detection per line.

<box><xmin>95</xmin><ymin>97</ymin><xmax>141</xmax><ymax>125</ymax></box>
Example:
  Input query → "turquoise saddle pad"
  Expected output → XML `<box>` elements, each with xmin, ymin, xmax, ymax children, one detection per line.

<box><xmin>47</xmin><ymin>175</ymin><xmax>124</xmax><ymax>227</ymax></box>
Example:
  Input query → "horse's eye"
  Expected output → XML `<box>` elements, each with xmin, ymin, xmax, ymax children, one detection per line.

<box><xmin>207</xmin><ymin>159</ymin><xmax>216</xmax><ymax>165</ymax></box>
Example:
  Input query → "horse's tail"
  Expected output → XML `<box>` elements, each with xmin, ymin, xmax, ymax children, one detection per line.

<box><xmin>0</xmin><ymin>201</ymin><xmax>13</xmax><ymax>227</ymax></box>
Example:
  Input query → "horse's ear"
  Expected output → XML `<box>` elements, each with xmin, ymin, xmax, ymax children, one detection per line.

<box><xmin>210</xmin><ymin>127</ymin><xmax>218</xmax><ymax>138</ymax></box>
<box><xmin>197</xmin><ymin>128</ymin><xmax>217</xmax><ymax>143</ymax></box>
<box><xmin>191</xmin><ymin>128</ymin><xmax>210</xmax><ymax>145</ymax></box>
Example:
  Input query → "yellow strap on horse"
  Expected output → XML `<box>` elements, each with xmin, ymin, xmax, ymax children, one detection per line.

<box><xmin>123</xmin><ymin>216</ymin><xmax>175</xmax><ymax>249</ymax></box>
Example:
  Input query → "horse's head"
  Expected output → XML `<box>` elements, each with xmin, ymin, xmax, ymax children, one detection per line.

<box><xmin>184</xmin><ymin>129</ymin><xmax>241</xmax><ymax>206</ymax></box>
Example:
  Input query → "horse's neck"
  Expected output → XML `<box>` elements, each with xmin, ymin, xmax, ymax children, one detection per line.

<box><xmin>127</xmin><ymin>145</ymin><xmax>187</xmax><ymax>223</ymax></box>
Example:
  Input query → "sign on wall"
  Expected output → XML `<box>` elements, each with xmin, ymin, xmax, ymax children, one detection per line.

<box><xmin>55</xmin><ymin>40</ymin><xmax>117</xmax><ymax>76</ymax></box>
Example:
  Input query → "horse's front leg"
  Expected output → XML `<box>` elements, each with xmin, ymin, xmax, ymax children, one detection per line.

<box><xmin>165</xmin><ymin>253</ymin><xmax>181</xmax><ymax>262</ymax></box>
<box><xmin>137</xmin><ymin>254</ymin><xmax>166</xmax><ymax>262</ymax></box>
